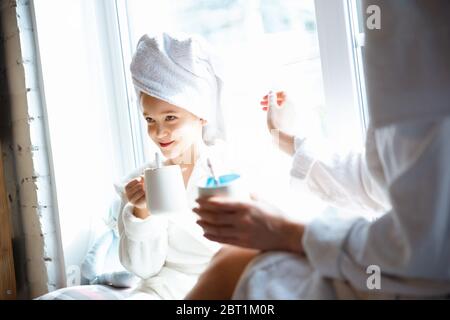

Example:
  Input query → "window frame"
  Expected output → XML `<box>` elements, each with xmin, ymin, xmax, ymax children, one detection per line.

<box><xmin>347</xmin><ymin>0</ymin><xmax>370</xmax><ymax>131</ymax></box>
<box><xmin>93</xmin><ymin>0</ymin><xmax>150</xmax><ymax>175</ymax></box>
<box><xmin>314</xmin><ymin>0</ymin><xmax>367</xmax><ymax>147</ymax></box>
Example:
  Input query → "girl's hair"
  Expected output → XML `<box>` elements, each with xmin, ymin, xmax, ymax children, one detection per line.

<box><xmin>130</xmin><ymin>32</ymin><xmax>226</xmax><ymax>146</ymax></box>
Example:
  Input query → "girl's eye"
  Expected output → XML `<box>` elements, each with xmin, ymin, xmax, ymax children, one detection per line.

<box><xmin>145</xmin><ymin>117</ymin><xmax>155</xmax><ymax>124</ymax></box>
<box><xmin>166</xmin><ymin>115</ymin><xmax>177</xmax><ymax>121</ymax></box>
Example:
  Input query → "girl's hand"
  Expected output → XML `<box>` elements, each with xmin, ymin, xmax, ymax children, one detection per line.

<box><xmin>194</xmin><ymin>196</ymin><xmax>305</xmax><ymax>253</ymax></box>
<box><xmin>124</xmin><ymin>176</ymin><xmax>149</xmax><ymax>218</ymax></box>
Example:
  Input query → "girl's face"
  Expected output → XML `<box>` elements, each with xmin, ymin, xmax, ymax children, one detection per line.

<box><xmin>141</xmin><ymin>93</ymin><xmax>206</xmax><ymax>162</ymax></box>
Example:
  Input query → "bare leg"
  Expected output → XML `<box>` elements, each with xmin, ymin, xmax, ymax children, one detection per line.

<box><xmin>185</xmin><ymin>246</ymin><xmax>260</xmax><ymax>300</ymax></box>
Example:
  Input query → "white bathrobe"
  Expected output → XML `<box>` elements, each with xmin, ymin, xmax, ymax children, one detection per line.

<box><xmin>232</xmin><ymin>118</ymin><xmax>450</xmax><ymax>300</ymax></box>
<box><xmin>116</xmin><ymin>145</ymin><xmax>231</xmax><ymax>299</ymax></box>
<box><xmin>233</xmin><ymin>0</ymin><xmax>450</xmax><ymax>300</ymax></box>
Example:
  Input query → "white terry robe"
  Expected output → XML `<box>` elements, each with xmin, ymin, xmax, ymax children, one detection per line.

<box><xmin>233</xmin><ymin>118</ymin><xmax>450</xmax><ymax>299</ymax></box>
<box><xmin>117</xmin><ymin>145</ymin><xmax>231</xmax><ymax>299</ymax></box>
<box><xmin>233</xmin><ymin>1</ymin><xmax>450</xmax><ymax>300</ymax></box>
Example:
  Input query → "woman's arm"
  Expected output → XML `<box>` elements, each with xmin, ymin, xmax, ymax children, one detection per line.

<box><xmin>261</xmin><ymin>91</ymin><xmax>295</xmax><ymax>156</ymax></box>
<box><xmin>303</xmin><ymin>117</ymin><xmax>450</xmax><ymax>293</ymax></box>
<box><xmin>263</xmin><ymin>91</ymin><xmax>387</xmax><ymax>212</ymax></box>
<box><xmin>194</xmin><ymin>117</ymin><xmax>450</xmax><ymax>296</ymax></box>
<box><xmin>269</xmin><ymin>129</ymin><xmax>295</xmax><ymax>156</ymax></box>
<box><xmin>291</xmin><ymin>130</ymin><xmax>388</xmax><ymax>212</ymax></box>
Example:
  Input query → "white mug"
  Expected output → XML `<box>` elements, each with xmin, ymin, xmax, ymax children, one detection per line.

<box><xmin>197</xmin><ymin>173</ymin><xmax>249</xmax><ymax>201</ymax></box>
<box><xmin>144</xmin><ymin>165</ymin><xmax>187</xmax><ymax>214</ymax></box>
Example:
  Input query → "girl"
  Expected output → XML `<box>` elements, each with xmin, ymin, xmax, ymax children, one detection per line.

<box><xmin>117</xmin><ymin>32</ymin><xmax>233</xmax><ymax>299</ymax></box>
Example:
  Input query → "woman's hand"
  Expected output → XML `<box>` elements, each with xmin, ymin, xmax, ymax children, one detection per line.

<box><xmin>193</xmin><ymin>196</ymin><xmax>305</xmax><ymax>254</ymax></box>
<box><xmin>124</xmin><ymin>176</ymin><xmax>150</xmax><ymax>219</ymax></box>
<box><xmin>260</xmin><ymin>91</ymin><xmax>296</xmax><ymax>155</ymax></box>
<box><xmin>260</xmin><ymin>91</ymin><xmax>296</xmax><ymax>133</ymax></box>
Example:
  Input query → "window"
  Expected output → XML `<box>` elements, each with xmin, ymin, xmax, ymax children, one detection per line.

<box><xmin>123</xmin><ymin>0</ymin><xmax>366</xmax><ymax>217</ymax></box>
<box><xmin>33</xmin><ymin>0</ymin><xmax>136</xmax><ymax>277</ymax></box>
<box><xmin>33</xmin><ymin>0</ymin><xmax>367</xmax><ymax>282</ymax></box>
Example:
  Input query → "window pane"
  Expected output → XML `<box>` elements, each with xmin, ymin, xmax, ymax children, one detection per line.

<box><xmin>34</xmin><ymin>0</ymin><xmax>123</xmax><ymax>277</ymax></box>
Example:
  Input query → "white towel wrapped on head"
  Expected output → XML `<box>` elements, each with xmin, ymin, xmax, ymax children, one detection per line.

<box><xmin>130</xmin><ymin>32</ymin><xmax>225</xmax><ymax>145</ymax></box>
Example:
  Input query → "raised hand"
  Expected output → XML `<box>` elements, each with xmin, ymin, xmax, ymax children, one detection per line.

<box><xmin>260</xmin><ymin>91</ymin><xmax>297</xmax><ymax>134</ymax></box>
<box><xmin>260</xmin><ymin>91</ymin><xmax>297</xmax><ymax>155</ymax></box>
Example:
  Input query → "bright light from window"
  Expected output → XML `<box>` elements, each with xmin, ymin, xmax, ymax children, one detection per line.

<box><xmin>34</xmin><ymin>0</ymin><xmax>121</xmax><ymax>273</ymax></box>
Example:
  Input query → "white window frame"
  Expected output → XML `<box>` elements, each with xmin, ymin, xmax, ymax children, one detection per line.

<box><xmin>314</xmin><ymin>0</ymin><xmax>366</xmax><ymax>148</ymax></box>
<box><xmin>92</xmin><ymin>0</ymin><xmax>148</xmax><ymax>175</ymax></box>
<box><xmin>347</xmin><ymin>0</ymin><xmax>370</xmax><ymax>130</ymax></box>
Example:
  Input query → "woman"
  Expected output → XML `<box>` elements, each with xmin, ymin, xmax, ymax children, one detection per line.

<box><xmin>189</xmin><ymin>92</ymin><xmax>450</xmax><ymax>300</ymax></box>
<box><xmin>187</xmin><ymin>1</ymin><xmax>450</xmax><ymax>300</ymax></box>
<box><xmin>117</xmin><ymin>32</ymin><xmax>235</xmax><ymax>300</ymax></box>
